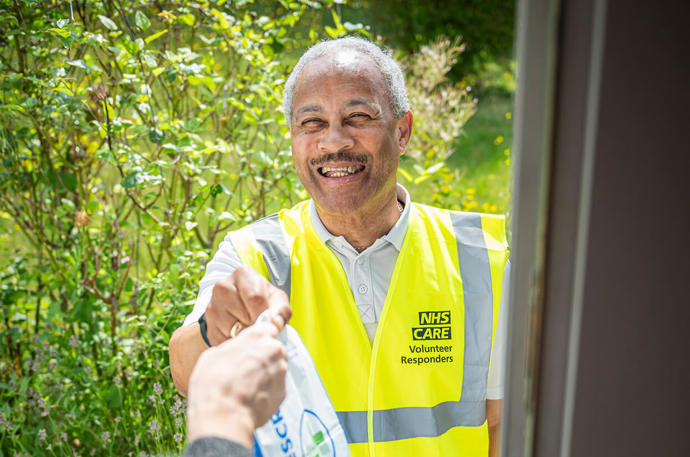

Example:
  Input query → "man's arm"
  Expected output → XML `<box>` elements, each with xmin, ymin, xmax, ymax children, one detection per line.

<box><xmin>169</xmin><ymin>266</ymin><xmax>291</xmax><ymax>396</ymax></box>
<box><xmin>487</xmin><ymin>399</ymin><xmax>502</xmax><ymax>457</ymax></box>
<box><xmin>169</xmin><ymin>323</ymin><xmax>210</xmax><ymax>397</ymax></box>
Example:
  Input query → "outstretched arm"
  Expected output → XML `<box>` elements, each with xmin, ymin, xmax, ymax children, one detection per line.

<box><xmin>186</xmin><ymin>320</ymin><xmax>288</xmax><ymax>448</ymax></box>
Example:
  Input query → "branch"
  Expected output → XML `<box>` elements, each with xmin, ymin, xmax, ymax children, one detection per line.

<box><xmin>115</xmin><ymin>243</ymin><xmax>134</xmax><ymax>301</ymax></box>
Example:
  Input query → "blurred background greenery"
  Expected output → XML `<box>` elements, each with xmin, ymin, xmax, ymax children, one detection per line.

<box><xmin>0</xmin><ymin>0</ymin><xmax>514</xmax><ymax>455</ymax></box>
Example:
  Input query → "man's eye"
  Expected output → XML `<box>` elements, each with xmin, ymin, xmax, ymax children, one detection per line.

<box><xmin>302</xmin><ymin>118</ymin><xmax>324</xmax><ymax>127</ymax></box>
<box><xmin>349</xmin><ymin>113</ymin><xmax>371</xmax><ymax>119</ymax></box>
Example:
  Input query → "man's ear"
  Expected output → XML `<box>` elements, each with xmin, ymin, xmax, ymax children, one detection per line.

<box><xmin>396</xmin><ymin>111</ymin><xmax>413</xmax><ymax>155</ymax></box>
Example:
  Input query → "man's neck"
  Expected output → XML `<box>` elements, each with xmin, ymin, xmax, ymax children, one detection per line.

<box><xmin>315</xmin><ymin>192</ymin><xmax>402</xmax><ymax>252</ymax></box>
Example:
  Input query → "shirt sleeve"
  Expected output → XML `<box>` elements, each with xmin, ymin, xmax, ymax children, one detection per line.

<box><xmin>182</xmin><ymin>437</ymin><xmax>253</xmax><ymax>457</ymax></box>
<box><xmin>182</xmin><ymin>234</ymin><xmax>244</xmax><ymax>326</ymax></box>
<box><xmin>486</xmin><ymin>259</ymin><xmax>511</xmax><ymax>400</ymax></box>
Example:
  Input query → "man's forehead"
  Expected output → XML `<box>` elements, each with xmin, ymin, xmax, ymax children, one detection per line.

<box><xmin>291</xmin><ymin>49</ymin><xmax>390</xmax><ymax>118</ymax></box>
<box><xmin>300</xmin><ymin>49</ymin><xmax>381</xmax><ymax>81</ymax></box>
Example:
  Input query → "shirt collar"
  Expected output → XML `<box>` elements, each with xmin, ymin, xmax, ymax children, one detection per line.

<box><xmin>309</xmin><ymin>183</ymin><xmax>411</xmax><ymax>252</ymax></box>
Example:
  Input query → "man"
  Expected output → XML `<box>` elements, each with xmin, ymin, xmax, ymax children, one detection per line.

<box><xmin>170</xmin><ymin>37</ymin><xmax>509</xmax><ymax>457</ymax></box>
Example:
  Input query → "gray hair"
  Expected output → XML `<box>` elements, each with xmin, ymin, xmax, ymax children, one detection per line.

<box><xmin>283</xmin><ymin>37</ymin><xmax>410</xmax><ymax>123</ymax></box>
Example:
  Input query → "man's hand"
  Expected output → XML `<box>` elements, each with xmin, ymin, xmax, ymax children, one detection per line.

<box><xmin>186</xmin><ymin>321</ymin><xmax>288</xmax><ymax>448</ymax></box>
<box><xmin>169</xmin><ymin>266</ymin><xmax>291</xmax><ymax>396</ymax></box>
<box><xmin>205</xmin><ymin>266</ymin><xmax>290</xmax><ymax>346</ymax></box>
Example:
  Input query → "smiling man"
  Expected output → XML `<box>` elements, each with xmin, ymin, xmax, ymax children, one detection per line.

<box><xmin>169</xmin><ymin>37</ymin><xmax>510</xmax><ymax>457</ymax></box>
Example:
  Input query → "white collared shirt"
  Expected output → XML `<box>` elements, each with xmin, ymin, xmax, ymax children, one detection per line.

<box><xmin>184</xmin><ymin>184</ymin><xmax>508</xmax><ymax>399</ymax></box>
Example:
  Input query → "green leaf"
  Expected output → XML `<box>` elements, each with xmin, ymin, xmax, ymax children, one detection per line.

<box><xmin>201</xmin><ymin>76</ymin><xmax>216</xmax><ymax>92</ymax></box>
<box><xmin>145</xmin><ymin>29</ymin><xmax>168</xmax><ymax>43</ymax></box>
<box><xmin>324</xmin><ymin>25</ymin><xmax>339</xmax><ymax>39</ymax></box>
<box><xmin>397</xmin><ymin>167</ymin><xmax>413</xmax><ymax>182</ymax></box>
<box><xmin>414</xmin><ymin>174</ymin><xmax>431</xmax><ymax>184</ymax></box>
<box><xmin>47</xmin><ymin>299</ymin><xmax>60</xmax><ymax>322</ymax></box>
<box><xmin>218</xmin><ymin>211</ymin><xmax>236</xmax><ymax>222</ymax></box>
<box><xmin>210</xmin><ymin>183</ymin><xmax>223</xmax><ymax>197</ymax></box>
<box><xmin>66</xmin><ymin>59</ymin><xmax>90</xmax><ymax>74</ymax></box>
<box><xmin>135</xmin><ymin>11</ymin><xmax>151</xmax><ymax>31</ymax></box>
<box><xmin>98</xmin><ymin>15</ymin><xmax>118</xmax><ymax>31</ymax></box>
<box><xmin>59</xmin><ymin>172</ymin><xmax>77</xmax><ymax>192</ymax></box>
<box><xmin>85</xmin><ymin>200</ymin><xmax>100</xmax><ymax>212</ymax></box>
<box><xmin>148</xmin><ymin>128</ymin><xmax>164</xmax><ymax>144</ymax></box>
<box><xmin>143</xmin><ymin>54</ymin><xmax>157</xmax><ymax>68</ymax></box>
<box><xmin>179</xmin><ymin>13</ymin><xmax>196</xmax><ymax>26</ymax></box>
<box><xmin>53</xmin><ymin>86</ymin><xmax>74</xmax><ymax>96</ymax></box>
<box><xmin>48</xmin><ymin>27</ymin><xmax>70</xmax><ymax>38</ymax></box>
<box><xmin>331</xmin><ymin>10</ymin><xmax>343</xmax><ymax>30</ymax></box>
<box><xmin>107</xmin><ymin>384</ymin><xmax>122</xmax><ymax>408</ymax></box>
<box><xmin>121</xmin><ymin>172</ymin><xmax>140</xmax><ymax>189</ymax></box>
<box><xmin>0</xmin><ymin>105</ymin><xmax>25</xmax><ymax>112</ymax></box>
<box><xmin>426</xmin><ymin>162</ymin><xmax>445</xmax><ymax>175</ymax></box>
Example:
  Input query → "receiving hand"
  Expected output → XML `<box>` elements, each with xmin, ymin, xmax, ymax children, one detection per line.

<box><xmin>186</xmin><ymin>319</ymin><xmax>288</xmax><ymax>448</ymax></box>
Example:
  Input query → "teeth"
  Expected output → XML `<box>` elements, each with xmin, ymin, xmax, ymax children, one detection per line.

<box><xmin>321</xmin><ymin>165</ymin><xmax>360</xmax><ymax>177</ymax></box>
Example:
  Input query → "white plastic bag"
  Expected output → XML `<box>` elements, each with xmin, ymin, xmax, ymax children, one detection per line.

<box><xmin>253</xmin><ymin>311</ymin><xmax>350</xmax><ymax>457</ymax></box>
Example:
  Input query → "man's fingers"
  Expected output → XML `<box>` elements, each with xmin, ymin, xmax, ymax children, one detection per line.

<box><xmin>208</xmin><ymin>266</ymin><xmax>292</xmax><ymax>344</ymax></box>
<box><xmin>209</xmin><ymin>277</ymin><xmax>252</xmax><ymax>323</ymax></box>
<box><xmin>268</xmin><ymin>288</ymin><xmax>291</xmax><ymax>332</ymax></box>
<box><xmin>207</xmin><ymin>278</ymin><xmax>251</xmax><ymax>341</ymax></box>
<box><xmin>232</xmin><ymin>266</ymin><xmax>273</xmax><ymax>323</ymax></box>
<box><xmin>247</xmin><ymin>320</ymin><xmax>279</xmax><ymax>339</ymax></box>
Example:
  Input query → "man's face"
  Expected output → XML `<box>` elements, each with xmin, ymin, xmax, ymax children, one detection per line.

<box><xmin>290</xmin><ymin>51</ymin><xmax>412</xmax><ymax>217</ymax></box>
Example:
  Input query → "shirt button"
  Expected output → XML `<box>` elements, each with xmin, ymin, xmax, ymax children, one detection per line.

<box><xmin>356</xmin><ymin>257</ymin><xmax>364</xmax><ymax>265</ymax></box>
<box><xmin>358</xmin><ymin>284</ymin><xmax>368</xmax><ymax>294</ymax></box>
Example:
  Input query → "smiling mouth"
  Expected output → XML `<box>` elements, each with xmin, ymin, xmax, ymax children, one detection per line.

<box><xmin>318</xmin><ymin>164</ymin><xmax>366</xmax><ymax>178</ymax></box>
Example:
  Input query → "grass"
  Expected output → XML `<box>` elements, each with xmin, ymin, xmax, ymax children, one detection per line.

<box><xmin>448</xmin><ymin>93</ymin><xmax>514</xmax><ymax>213</ymax></box>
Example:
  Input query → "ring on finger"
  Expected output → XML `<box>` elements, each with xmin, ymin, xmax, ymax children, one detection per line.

<box><xmin>230</xmin><ymin>320</ymin><xmax>244</xmax><ymax>338</ymax></box>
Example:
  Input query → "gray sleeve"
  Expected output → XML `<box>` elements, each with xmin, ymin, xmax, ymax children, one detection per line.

<box><xmin>182</xmin><ymin>437</ymin><xmax>253</xmax><ymax>457</ymax></box>
<box><xmin>182</xmin><ymin>234</ymin><xmax>244</xmax><ymax>326</ymax></box>
<box><xmin>486</xmin><ymin>259</ymin><xmax>511</xmax><ymax>399</ymax></box>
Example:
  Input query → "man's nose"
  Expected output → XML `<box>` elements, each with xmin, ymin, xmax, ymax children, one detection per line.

<box><xmin>318</xmin><ymin>124</ymin><xmax>355</xmax><ymax>153</ymax></box>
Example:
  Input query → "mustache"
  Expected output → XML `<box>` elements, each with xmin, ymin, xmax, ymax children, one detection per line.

<box><xmin>309</xmin><ymin>152</ymin><xmax>368</xmax><ymax>166</ymax></box>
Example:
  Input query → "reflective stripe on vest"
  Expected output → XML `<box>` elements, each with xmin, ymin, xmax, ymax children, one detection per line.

<box><xmin>451</xmin><ymin>212</ymin><xmax>495</xmax><ymax>402</ymax></box>
<box><xmin>336</xmin><ymin>398</ymin><xmax>486</xmax><ymax>443</ymax></box>
<box><xmin>229</xmin><ymin>202</ymin><xmax>507</xmax><ymax>453</ymax></box>
<box><xmin>248</xmin><ymin>214</ymin><xmax>292</xmax><ymax>297</ymax></box>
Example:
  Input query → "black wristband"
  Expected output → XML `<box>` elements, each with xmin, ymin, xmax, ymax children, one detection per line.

<box><xmin>198</xmin><ymin>313</ymin><xmax>212</xmax><ymax>347</ymax></box>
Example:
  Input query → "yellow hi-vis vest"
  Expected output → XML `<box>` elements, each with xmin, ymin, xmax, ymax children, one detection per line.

<box><xmin>229</xmin><ymin>201</ymin><xmax>508</xmax><ymax>457</ymax></box>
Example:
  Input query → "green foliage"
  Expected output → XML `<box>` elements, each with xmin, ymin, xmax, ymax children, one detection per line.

<box><xmin>449</xmin><ymin>94</ymin><xmax>513</xmax><ymax>215</ymax></box>
<box><xmin>344</xmin><ymin>0</ymin><xmax>516</xmax><ymax>79</ymax></box>
<box><xmin>0</xmin><ymin>0</ymin><xmax>509</xmax><ymax>455</ymax></box>
<box><xmin>396</xmin><ymin>38</ymin><xmax>512</xmax><ymax>218</ymax></box>
<box><xmin>0</xmin><ymin>0</ymin><xmax>332</xmax><ymax>455</ymax></box>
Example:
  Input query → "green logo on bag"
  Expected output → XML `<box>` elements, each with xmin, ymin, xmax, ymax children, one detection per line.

<box><xmin>300</xmin><ymin>410</ymin><xmax>335</xmax><ymax>457</ymax></box>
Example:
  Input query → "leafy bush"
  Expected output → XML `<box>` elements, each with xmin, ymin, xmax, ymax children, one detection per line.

<box><xmin>0</xmin><ymin>0</ymin><xmax>327</xmax><ymax>455</ymax></box>
<box><xmin>396</xmin><ymin>37</ymin><xmax>512</xmax><ymax>218</ymax></box>
<box><xmin>0</xmin><ymin>1</ymin><xmax>494</xmax><ymax>456</ymax></box>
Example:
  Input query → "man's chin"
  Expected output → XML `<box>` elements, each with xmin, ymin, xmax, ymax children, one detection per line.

<box><xmin>311</xmin><ymin>196</ymin><xmax>367</xmax><ymax>217</ymax></box>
